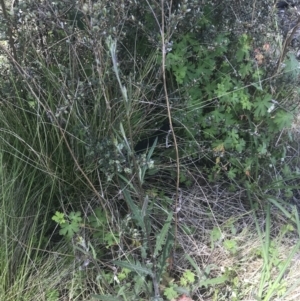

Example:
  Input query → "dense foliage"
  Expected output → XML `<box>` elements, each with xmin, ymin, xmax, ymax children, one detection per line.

<box><xmin>1</xmin><ymin>0</ymin><xmax>300</xmax><ymax>300</ymax></box>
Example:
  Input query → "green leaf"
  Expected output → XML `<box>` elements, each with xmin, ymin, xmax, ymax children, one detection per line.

<box><xmin>69</xmin><ymin>211</ymin><xmax>82</xmax><ymax>223</ymax></box>
<box><xmin>253</xmin><ymin>94</ymin><xmax>271</xmax><ymax>117</ymax></box>
<box><xmin>273</xmin><ymin>110</ymin><xmax>293</xmax><ymax>130</ymax></box>
<box><xmin>46</xmin><ymin>289</ymin><xmax>59</xmax><ymax>301</ymax></box>
<box><xmin>240</xmin><ymin>91</ymin><xmax>252</xmax><ymax>110</ymax></box>
<box><xmin>184</xmin><ymin>254</ymin><xmax>204</xmax><ymax>279</ymax></box>
<box><xmin>122</xmin><ymin>188</ymin><xmax>145</xmax><ymax>231</ymax></box>
<box><xmin>210</xmin><ymin>227</ymin><xmax>222</xmax><ymax>248</ymax></box>
<box><xmin>52</xmin><ymin>211</ymin><xmax>66</xmax><ymax>225</ymax></box>
<box><xmin>154</xmin><ymin>212</ymin><xmax>173</xmax><ymax>257</ymax></box>
<box><xmin>235</xmin><ymin>138</ymin><xmax>245</xmax><ymax>152</ymax></box>
<box><xmin>28</xmin><ymin>101</ymin><xmax>36</xmax><ymax>108</ymax></box>
<box><xmin>59</xmin><ymin>222</ymin><xmax>80</xmax><ymax>239</ymax></box>
<box><xmin>216</xmin><ymin>76</ymin><xmax>232</xmax><ymax>98</ymax></box>
<box><xmin>104</xmin><ymin>232</ymin><xmax>119</xmax><ymax>247</ymax></box>
<box><xmin>117</xmin><ymin>268</ymin><xmax>131</xmax><ymax>281</ymax></box>
<box><xmin>209</xmin><ymin>110</ymin><xmax>225</xmax><ymax>124</ymax></box>
<box><xmin>174</xmin><ymin>65</ymin><xmax>188</xmax><ymax>84</ymax></box>
<box><xmin>223</xmin><ymin>239</ymin><xmax>238</xmax><ymax>255</ymax></box>
<box><xmin>164</xmin><ymin>286</ymin><xmax>179</xmax><ymax>300</ymax></box>
<box><xmin>166</xmin><ymin>51</ymin><xmax>183</xmax><ymax>66</ymax></box>
<box><xmin>239</xmin><ymin>62</ymin><xmax>252</xmax><ymax>79</ymax></box>
<box><xmin>227</xmin><ymin>168</ymin><xmax>237</xmax><ymax>180</ymax></box>
<box><xmin>195</xmin><ymin>62</ymin><xmax>214</xmax><ymax>82</ymax></box>
<box><xmin>113</xmin><ymin>260</ymin><xmax>154</xmax><ymax>277</ymax></box>
<box><xmin>181</xmin><ymin>270</ymin><xmax>195</xmax><ymax>285</ymax></box>
<box><xmin>236</xmin><ymin>34</ymin><xmax>250</xmax><ymax>62</ymax></box>
<box><xmin>230</xmin><ymin>128</ymin><xmax>239</xmax><ymax>143</ymax></box>
<box><xmin>284</xmin><ymin>53</ymin><xmax>300</xmax><ymax>77</ymax></box>
<box><xmin>257</xmin><ymin>142</ymin><xmax>267</xmax><ymax>155</ymax></box>
<box><xmin>201</xmin><ymin>274</ymin><xmax>229</xmax><ymax>288</ymax></box>
<box><xmin>89</xmin><ymin>208</ymin><xmax>106</xmax><ymax>229</ymax></box>
<box><xmin>180</xmin><ymin>276</ymin><xmax>188</xmax><ymax>287</ymax></box>
<box><xmin>139</xmin><ymin>137</ymin><xmax>158</xmax><ymax>183</ymax></box>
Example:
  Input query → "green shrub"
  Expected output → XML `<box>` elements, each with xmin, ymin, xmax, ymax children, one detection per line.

<box><xmin>164</xmin><ymin>8</ymin><xmax>297</xmax><ymax>183</ymax></box>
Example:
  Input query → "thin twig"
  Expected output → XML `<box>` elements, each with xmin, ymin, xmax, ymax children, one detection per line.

<box><xmin>160</xmin><ymin>0</ymin><xmax>179</xmax><ymax>262</ymax></box>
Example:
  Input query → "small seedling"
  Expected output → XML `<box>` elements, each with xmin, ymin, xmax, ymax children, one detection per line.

<box><xmin>52</xmin><ymin>211</ymin><xmax>82</xmax><ymax>239</ymax></box>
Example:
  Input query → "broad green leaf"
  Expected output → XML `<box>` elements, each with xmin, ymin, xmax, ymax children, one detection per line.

<box><xmin>240</xmin><ymin>92</ymin><xmax>252</xmax><ymax>110</ymax></box>
<box><xmin>174</xmin><ymin>65</ymin><xmax>188</xmax><ymax>84</ymax></box>
<box><xmin>164</xmin><ymin>286</ymin><xmax>179</xmax><ymax>300</ymax></box>
<box><xmin>89</xmin><ymin>208</ymin><xmax>106</xmax><ymax>229</ymax></box>
<box><xmin>236</xmin><ymin>34</ymin><xmax>250</xmax><ymax>62</ymax></box>
<box><xmin>52</xmin><ymin>211</ymin><xmax>66</xmax><ymax>225</ymax></box>
<box><xmin>181</xmin><ymin>270</ymin><xmax>195</xmax><ymax>285</ymax></box>
<box><xmin>113</xmin><ymin>260</ymin><xmax>154</xmax><ymax>277</ymax></box>
<box><xmin>274</xmin><ymin>110</ymin><xmax>293</xmax><ymax>130</ymax></box>
<box><xmin>122</xmin><ymin>188</ymin><xmax>145</xmax><ymax>231</ymax></box>
<box><xmin>239</xmin><ymin>62</ymin><xmax>252</xmax><ymax>78</ymax></box>
<box><xmin>254</xmin><ymin>94</ymin><xmax>271</xmax><ymax>117</ymax></box>
<box><xmin>69</xmin><ymin>211</ymin><xmax>82</xmax><ymax>223</ymax></box>
<box><xmin>227</xmin><ymin>168</ymin><xmax>237</xmax><ymax>180</ymax></box>
<box><xmin>257</xmin><ymin>142</ymin><xmax>267</xmax><ymax>155</ymax></box>
<box><xmin>104</xmin><ymin>232</ymin><xmax>119</xmax><ymax>248</ymax></box>
<box><xmin>284</xmin><ymin>53</ymin><xmax>300</xmax><ymax>77</ymax></box>
<box><xmin>59</xmin><ymin>222</ymin><xmax>80</xmax><ymax>239</ymax></box>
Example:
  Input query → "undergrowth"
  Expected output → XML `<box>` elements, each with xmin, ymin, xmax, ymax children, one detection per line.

<box><xmin>1</xmin><ymin>0</ymin><xmax>300</xmax><ymax>300</ymax></box>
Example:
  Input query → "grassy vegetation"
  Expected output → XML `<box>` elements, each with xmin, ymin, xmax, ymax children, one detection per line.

<box><xmin>1</xmin><ymin>0</ymin><xmax>300</xmax><ymax>300</ymax></box>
